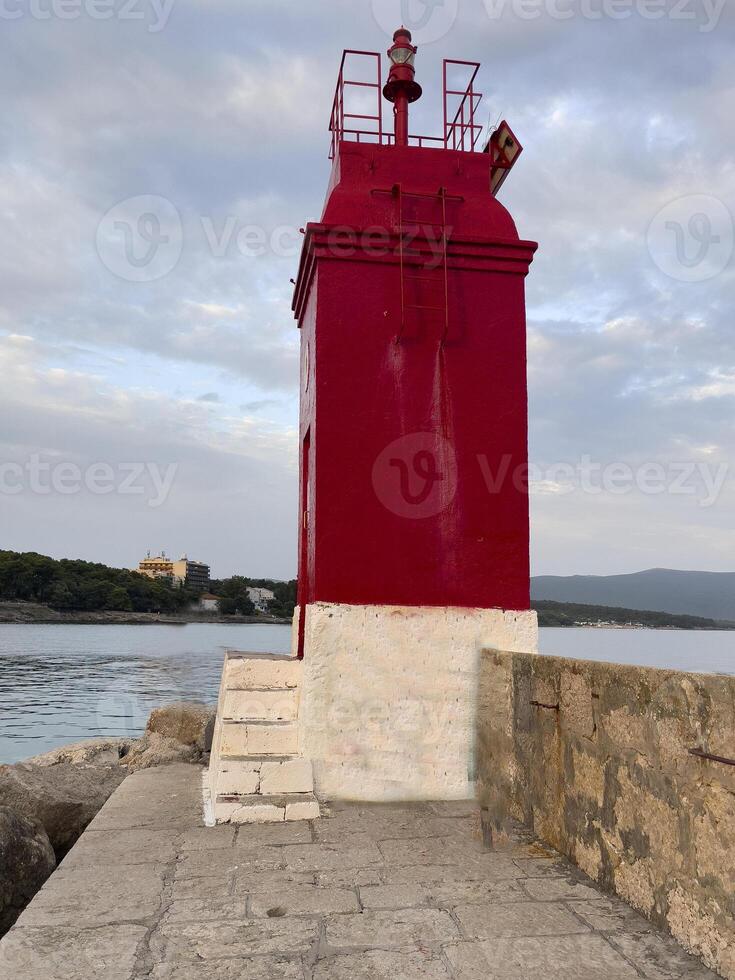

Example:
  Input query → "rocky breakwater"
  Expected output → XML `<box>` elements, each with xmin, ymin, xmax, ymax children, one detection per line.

<box><xmin>0</xmin><ymin>701</ymin><xmax>214</xmax><ymax>936</ymax></box>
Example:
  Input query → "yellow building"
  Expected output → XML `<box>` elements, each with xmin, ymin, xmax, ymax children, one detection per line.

<box><xmin>138</xmin><ymin>553</ymin><xmax>210</xmax><ymax>592</ymax></box>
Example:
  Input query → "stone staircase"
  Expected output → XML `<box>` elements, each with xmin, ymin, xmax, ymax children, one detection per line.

<box><xmin>207</xmin><ymin>652</ymin><xmax>319</xmax><ymax>823</ymax></box>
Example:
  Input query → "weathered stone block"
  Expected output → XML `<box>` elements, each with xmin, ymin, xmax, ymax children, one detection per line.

<box><xmin>325</xmin><ymin>908</ymin><xmax>459</xmax><ymax>949</ymax></box>
<box><xmin>569</xmin><ymin>897</ymin><xmax>653</xmax><ymax>934</ymax></box>
<box><xmin>313</xmin><ymin>950</ymin><xmax>451</xmax><ymax>979</ymax></box>
<box><xmin>246</xmin><ymin>724</ymin><xmax>299</xmax><ymax>756</ymax></box>
<box><xmin>285</xmin><ymin>799</ymin><xmax>319</xmax><ymax>821</ymax></box>
<box><xmin>427</xmin><ymin>878</ymin><xmax>527</xmax><ymax>906</ymax></box>
<box><xmin>560</xmin><ymin>670</ymin><xmax>595</xmax><ymax>739</ymax></box>
<box><xmin>610</xmin><ymin>931</ymin><xmax>721</xmax><ymax>980</ymax></box>
<box><xmin>692</xmin><ymin>783</ymin><xmax>735</xmax><ymax>894</ymax></box>
<box><xmin>472</xmin><ymin>935</ymin><xmax>637</xmax><ymax>978</ymax></box>
<box><xmin>275</xmin><ymin>840</ymin><xmax>383</xmax><ymax>872</ymax></box>
<box><xmin>151</xmin><ymin>957</ymin><xmax>304</xmax><ymax>979</ymax></box>
<box><xmin>18</xmin><ymin>864</ymin><xmax>166</xmax><ymax>927</ymax></box>
<box><xmin>233</xmin><ymin>822</ymin><xmax>312</xmax><ymax>847</ymax></box>
<box><xmin>229</xmin><ymin>803</ymin><xmax>285</xmax><ymax>824</ymax></box>
<box><xmin>217</xmin><ymin>762</ymin><xmax>260</xmax><ymax>796</ymax></box>
<box><xmin>219</xmin><ymin>723</ymin><xmax>298</xmax><ymax>758</ymax></box>
<box><xmin>0</xmin><ymin>924</ymin><xmax>148</xmax><ymax>980</ymax></box>
<box><xmin>225</xmin><ymin>656</ymin><xmax>301</xmax><ymax>691</ymax></box>
<box><xmin>358</xmin><ymin>883</ymin><xmax>428</xmax><ymax>910</ymax></box>
<box><xmin>260</xmin><ymin>758</ymin><xmax>313</xmax><ymax>795</ymax></box>
<box><xmin>454</xmin><ymin>901</ymin><xmax>590</xmax><ymax>939</ymax></box>
<box><xmin>570</xmin><ymin>746</ymin><xmax>605</xmax><ymax>806</ymax></box>
<box><xmin>218</xmin><ymin>724</ymin><xmax>248</xmax><ymax>758</ymax></box>
<box><xmin>522</xmin><ymin>876</ymin><xmax>604</xmax><ymax>902</ymax></box>
<box><xmin>249</xmin><ymin>884</ymin><xmax>358</xmax><ymax>917</ymax></box>
<box><xmin>602</xmin><ymin>706</ymin><xmax>649</xmax><ymax>753</ymax></box>
<box><xmin>223</xmin><ymin>690</ymin><xmax>298</xmax><ymax>723</ymax></box>
<box><xmin>158</xmin><ymin>918</ymin><xmax>319</xmax><ymax>959</ymax></box>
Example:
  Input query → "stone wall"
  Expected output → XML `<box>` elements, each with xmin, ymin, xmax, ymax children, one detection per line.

<box><xmin>477</xmin><ymin>649</ymin><xmax>735</xmax><ymax>979</ymax></box>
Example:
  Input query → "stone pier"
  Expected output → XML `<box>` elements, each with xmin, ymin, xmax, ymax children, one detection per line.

<box><xmin>0</xmin><ymin>764</ymin><xmax>719</xmax><ymax>979</ymax></box>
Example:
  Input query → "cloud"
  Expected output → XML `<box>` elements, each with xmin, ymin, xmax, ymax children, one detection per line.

<box><xmin>0</xmin><ymin>333</ymin><xmax>297</xmax><ymax>577</ymax></box>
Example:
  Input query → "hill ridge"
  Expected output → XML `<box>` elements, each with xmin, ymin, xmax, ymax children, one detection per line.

<box><xmin>532</xmin><ymin>568</ymin><xmax>735</xmax><ymax>621</ymax></box>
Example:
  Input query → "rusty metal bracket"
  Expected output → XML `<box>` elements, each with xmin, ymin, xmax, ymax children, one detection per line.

<box><xmin>688</xmin><ymin>748</ymin><xmax>735</xmax><ymax>767</ymax></box>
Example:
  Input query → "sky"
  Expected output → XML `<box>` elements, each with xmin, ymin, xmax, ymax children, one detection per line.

<box><xmin>0</xmin><ymin>0</ymin><xmax>733</xmax><ymax>580</ymax></box>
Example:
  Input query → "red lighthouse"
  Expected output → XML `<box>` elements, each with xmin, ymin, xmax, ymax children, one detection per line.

<box><xmin>292</xmin><ymin>34</ymin><xmax>538</xmax><ymax>801</ymax></box>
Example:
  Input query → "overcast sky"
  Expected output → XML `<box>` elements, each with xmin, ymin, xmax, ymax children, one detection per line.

<box><xmin>1</xmin><ymin>0</ymin><xmax>733</xmax><ymax>580</ymax></box>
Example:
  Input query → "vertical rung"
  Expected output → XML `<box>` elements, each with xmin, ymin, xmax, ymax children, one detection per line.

<box><xmin>395</xmin><ymin>185</ymin><xmax>450</xmax><ymax>345</ymax></box>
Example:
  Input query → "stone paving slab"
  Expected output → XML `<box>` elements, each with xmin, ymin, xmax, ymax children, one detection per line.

<box><xmin>0</xmin><ymin>764</ymin><xmax>721</xmax><ymax>980</ymax></box>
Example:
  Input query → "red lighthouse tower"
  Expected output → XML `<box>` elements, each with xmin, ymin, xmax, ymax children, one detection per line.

<box><xmin>292</xmin><ymin>34</ymin><xmax>538</xmax><ymax>801</ymax></box>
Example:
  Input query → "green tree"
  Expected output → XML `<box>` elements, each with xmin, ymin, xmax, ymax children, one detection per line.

<box><xmin>216</xmin><ymin>576</ymin><xmax>256</xmax><ymax>616</ymax></box>
<box><xmin>105</xmin><ymin>587</ymin><xmax>133</xmax><ymax>612</ymax></box>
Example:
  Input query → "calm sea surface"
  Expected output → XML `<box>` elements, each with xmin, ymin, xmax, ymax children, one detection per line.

<box><xmin>0</xmin><ymin>623</ymin><xmax>732</xmax><ymax>764</ymax></box>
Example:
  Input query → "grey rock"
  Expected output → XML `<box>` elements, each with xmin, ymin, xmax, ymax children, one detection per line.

<box><xmin>0</xmin><ymin>806</ymin><xmax>55</xmax><ymax>935</ymax></box>
<box><xmin>0</xmin><ymin>763</ymin><xmax>125</xmax><ymax>857</ymax></box>
<box><xmin>24</xmin><ymin>738</ymin><xmax>132</xmax><ymax>768</ymax></box>
<box><xmin>146</xmin><ymin>702</ymin><xmax>215</xmax><ymax>751</ymax></box>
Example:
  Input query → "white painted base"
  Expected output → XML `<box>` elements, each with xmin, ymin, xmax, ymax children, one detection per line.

<box><xmin>296</xmin><ymin>602</ymin><xmax>538</xmax><ymax>802</ymax></box>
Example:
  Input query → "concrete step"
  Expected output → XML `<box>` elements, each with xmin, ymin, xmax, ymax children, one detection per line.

<box><xmin>214</xmin><ymin>792</ymin><xmax>320</xmax><ymax>824</ymax></box>
<box><xmin>225</xmin><ymin>653</ymin><xmax>301</xmax><ymax>692</ymax></box>
<box><xmin>209</xmin><ymin>650</ymin><xmax>319</xmax><ymax>825</ymax></box>
<box><xmin>220</xmin><ymin>719</ymin><xmax>299</xmax><ymax>758</ymax></box>
<box><xmin>217</xmin><ymin>756</ymin><xmax>314</xmax><ymax>796</ymax></box>
<box><xmin>223</xmin><ymin>688</ymin><xmax>298</xmax><ymax>723</ymax></box>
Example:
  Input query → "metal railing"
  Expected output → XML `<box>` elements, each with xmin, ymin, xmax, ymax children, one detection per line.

<box><xmin>328</xmin><ymin>53</ymin><xmax>484</xmax><ymax>157</ymax></box>
<box><xmin>443</xmin><ymin>60</ymin><xmax>483</xmax><ymax>152</ymax></box>
<box><xmin>329</xmin><ymin>50</ymin><xmax>383</xmax><ymax>161</ymax></box>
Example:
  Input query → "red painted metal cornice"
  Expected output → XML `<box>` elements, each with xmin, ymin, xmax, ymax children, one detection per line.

<box><xmin>292</xmin><ymin>223</ymin><xmax>537</xmax><ymax>326</ymax></box>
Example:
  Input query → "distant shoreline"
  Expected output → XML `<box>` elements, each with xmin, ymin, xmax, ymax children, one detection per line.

<box><xmin>534</xmin><ymin>599</ymin><xmax>735</xmax><ymax>631</ymax></box>
<box><xmin>541</xmin><ymin>623</ymin><xmax>735</xmax><ymax>631</ymax></box>
<box><xmin>0</xmin><ymin>601</ymin><xmax>292</xmax><ymax>627</ymax></box>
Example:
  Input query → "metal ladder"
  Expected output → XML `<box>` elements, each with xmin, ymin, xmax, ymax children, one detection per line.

<box><xmin>392</xmin><ymin>184</ymin><xmax>457</xmax><ymax>346</ymax></box>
